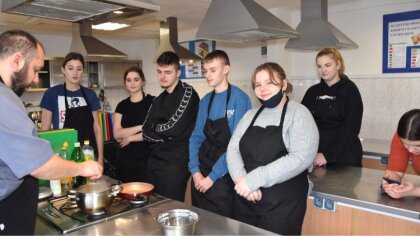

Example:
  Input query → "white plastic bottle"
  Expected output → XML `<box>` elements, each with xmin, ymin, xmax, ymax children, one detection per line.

<box><xmin>50</xmin><ymin>150</ymin><xmax>62</xmax><ymax>196</ymax></box>
<box><xmin>82</xmin><ymin>140</ymin><xmax>95</xmax><ymax>161</ymax></box>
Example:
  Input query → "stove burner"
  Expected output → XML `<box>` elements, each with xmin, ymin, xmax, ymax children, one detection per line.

<box><xmin>87</xmin><ymin>211</ymin><xmax>108</xmax><ymax>220</ymax></box>
<box><xmin>129</xmin><ymin>195</ymin><xmax>147</xmax><ymax>205</ymax></box>
<box><xmin>38</xmin><ymin>193</ymin><xmax>168</xmax><ymax>234</ymax></box>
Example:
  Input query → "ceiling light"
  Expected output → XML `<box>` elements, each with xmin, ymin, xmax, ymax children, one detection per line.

<box><xmin>113</xmin><ymin>10</ymin><xmax>124</xmax><ymax>14</ymax></box>
<box><xmin>93</xmin><ymin>22</ymin><xmax>130</xmax><ymax>31</ymax></box>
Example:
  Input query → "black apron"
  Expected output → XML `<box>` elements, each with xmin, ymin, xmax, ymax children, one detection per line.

<box><xmin>63</xmin><ymin>83</ymin><xmax>97</xmax><ymax>156</ymax></box>
<box><xmin>235</xmin><ymin>99</ymin><xmax>308</xmax><ymax>235</ymax></box>
<box><xmin>0</xmin><ymin>176</ymin><xmax>38</xmax><ymax>235</ymax></box>
<box><xmin>146</xmin><ymin>142</ymin><xmax>190</xmax><ymax>202</ymax></box>
<box><xmin>191</xmin><ymin>85</ymin><xmax>234</xmax><ymax>218</ymax></box>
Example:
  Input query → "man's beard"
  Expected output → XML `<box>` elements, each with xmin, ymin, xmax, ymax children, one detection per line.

<box><xmin>11</xmin><ymin>64</ymin><xmax>30</xmax><ymax>97</ymax></box>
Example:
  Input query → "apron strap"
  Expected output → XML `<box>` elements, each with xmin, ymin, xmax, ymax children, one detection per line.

<box><xmin>248</xmin><ymin>96</ymin><xmax>289</xmax><ymax>129</ymax></box>
<box><xmin>279</xmin><ymin>97</ymin><xmax>289</xmax><ymax>129</ymax></box>
<box><xmin>207</xmin><ymin>83</ymin><xmax>231</xmax><ymax>118</ymax></box>
<box><xmin>248</xmin><ymin>105</ymin><xmax>265</xmax><ymax>128</ymax></box>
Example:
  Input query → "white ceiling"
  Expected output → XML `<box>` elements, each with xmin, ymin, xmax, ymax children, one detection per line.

<box><xmin>0</xmin><ymin>0</ymin><xmax>351</xmax><ymax>39</ymax></box>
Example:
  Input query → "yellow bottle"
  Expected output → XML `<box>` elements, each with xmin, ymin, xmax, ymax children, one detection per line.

<box><xmin>58</xmin><ymin>142</ymin><xmax>73</xmax><ymax>191</ymax></box>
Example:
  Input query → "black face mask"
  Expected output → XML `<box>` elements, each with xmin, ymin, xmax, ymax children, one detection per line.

<box><xmin>258</xmin><ymin>90</ymin><xmax>284</xmax><ymax>108</ymax></box>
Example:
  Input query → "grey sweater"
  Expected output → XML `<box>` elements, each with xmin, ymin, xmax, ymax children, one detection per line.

<box><xmin>226</xmin><ymin>100</ymin><xmax>319</xmax><ymax>191</ymax></box>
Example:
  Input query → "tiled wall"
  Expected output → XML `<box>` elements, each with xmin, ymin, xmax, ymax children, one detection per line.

<box><xmin>20</xmin><ymin>76</ymin><xmax>420</xmax><ymax>141</ymax></box>
<box><xmin>288</xmin><ymin>77</ymin><xmax>420</xmax><ymax>141</ymax></box>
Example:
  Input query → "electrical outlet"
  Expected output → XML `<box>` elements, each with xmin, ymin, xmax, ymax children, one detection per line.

<box><xmin>314</xmin><ymin>197</ymin><xmax>324</xmax><ymax>208</ymax></box>
<box><xmin>324</xmin><ymin>199</ymin><xmax>336</xmax><ymax>211</ymax></box>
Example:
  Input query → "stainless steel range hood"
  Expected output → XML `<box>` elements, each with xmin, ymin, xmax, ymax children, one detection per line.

<box><xmin>156</xmin><ymin>17</ymin><xmax>201</xmax><ymax>61</ymax></box>
<box><xmin>2</xmin><ymin>0</ymin><xmax>160</xmax><ymax>58</ymax></box>
<box><xmin>1</xmin><ymin>0</ymin><xmax>160</xmax><ymax>23</ymax></box>
<box><xmin>196</xmin><ymin>0</ymin><xmax>299</xmax><ymax>42</ymax></box>
<box><xmin>285</xmin><ymin>0</ymin><xmax>358</xmax><ymax>50</ymax></box>
<box><xmin>71</xmin><ymin>22</ymin><xmax>126</xmax><ymax>58</ymax></box>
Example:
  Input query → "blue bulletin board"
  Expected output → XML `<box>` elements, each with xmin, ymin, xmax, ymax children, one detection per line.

<box><xmin>179</xmin><ymin>39</ymin><xmax>216</xmax><ymax>79</ymax></box>
<box><xmin>383</xmin><ymin>10</ymin><xmax>420</xmax><ymax>73</ymax></box>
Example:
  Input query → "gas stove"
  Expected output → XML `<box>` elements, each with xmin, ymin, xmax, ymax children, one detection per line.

<box><xmin>37</xmin><ymin>194</ymin><xmax>169</xmax><ymax>234</ymax></box>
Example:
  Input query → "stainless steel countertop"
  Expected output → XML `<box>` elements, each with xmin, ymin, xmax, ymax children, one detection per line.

<box><xmin>35</xmin><ymin>199</ymin><xmax>274</xmax><ymax>235</ymax></box>
<box><xmin>310</xmin><ymin>166</ymin><xmax>420</xmax><ymax>220</ymax></box>
<box><xmin>361</xmin><ymin>138</ymin><xmax>391</xmax><ymax>157</ymax></box>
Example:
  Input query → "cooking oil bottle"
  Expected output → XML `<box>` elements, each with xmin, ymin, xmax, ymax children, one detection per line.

<box><xmin>58</xmin><ymin>141</ymin><xmax>73</xmax><ymax>191</ymax></box>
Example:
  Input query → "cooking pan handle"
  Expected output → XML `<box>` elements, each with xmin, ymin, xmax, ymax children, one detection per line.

<box><xmin>110</xmin><ymin>184</ymin><xmax>122</xmax><ymax>197</ymax></box>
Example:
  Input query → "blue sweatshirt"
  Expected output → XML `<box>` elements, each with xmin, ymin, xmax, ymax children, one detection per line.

<box><xmin>188</xmin><ymin>85</ymin><xmax>251</xmax><ymax>182</ymax></box>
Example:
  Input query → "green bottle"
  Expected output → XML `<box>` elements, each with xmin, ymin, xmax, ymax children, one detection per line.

<box><xmin>71</xmin><ymin>142</ymin><xmax>85</xmax><ymax>187</ymax></box>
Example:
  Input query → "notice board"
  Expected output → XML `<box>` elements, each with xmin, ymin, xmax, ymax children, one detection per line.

<box><xmin>179</xmin><ymin>39</ymin><xmax>216</xmax><ymax>79</ymax></box>
<box><xmin>383</xmin><ymin>10</ymin><xmax>420</xmax><ymax>73</ymax></box>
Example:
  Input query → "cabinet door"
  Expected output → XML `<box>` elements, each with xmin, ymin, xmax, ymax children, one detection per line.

<box><xmin>102</xmin><ymin>60</ymin><xmax>141</xmax><ymax>88</ymax></box>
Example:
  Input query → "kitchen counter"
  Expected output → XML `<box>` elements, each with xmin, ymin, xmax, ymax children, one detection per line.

<box><xmin>35</xmin><ymin>198</ymin><xmax>274</xmax><ymax>235</ymax></box>
<box><xmin>309</xmin><ymin>166</ymin><xmax>420</xmax><ymax>221</ymax></box>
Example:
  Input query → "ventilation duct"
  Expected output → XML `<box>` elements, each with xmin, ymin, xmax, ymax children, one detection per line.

<box><xmin>155</xmin><ymin>17</ymin><xmax>201</xmax><ymax>61</ymax></box>
<box><xmin>285</xmin><ymin>0</ymin><xmax>358</xmax><ymax>50</ymax></box>
<box><xmin>70</xmin><ymin>22</ymin><xmax>126</xmax><ymax>58</ymax></box>
<box><xmin>196</xmin><ymin>0</ymin><xmax>299</xmax><ymax>42</ymax></box>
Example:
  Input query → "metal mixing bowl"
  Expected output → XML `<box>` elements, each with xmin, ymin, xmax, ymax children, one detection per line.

<box><xmin>156</xmin><ymin>209</ymin><xmax>200</xmax><ymax>235</ymax></box>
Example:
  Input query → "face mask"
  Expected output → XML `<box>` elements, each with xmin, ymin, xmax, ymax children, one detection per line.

<box><xmin>258</xmin><ymin>90</ymin><xmax>284</xmax><ymax>108</ymax></box>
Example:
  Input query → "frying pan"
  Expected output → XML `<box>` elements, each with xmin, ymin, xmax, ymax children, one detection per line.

<box><xmin>118</xmin><ymin>182</ymin><xmax>154</xmax><ymax>201</ymax></box>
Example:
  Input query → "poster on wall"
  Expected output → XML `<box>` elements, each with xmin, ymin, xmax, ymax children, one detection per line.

<box><xmin>383</xmin><ymin>10</ymin><xmax>420</xmax><ymax>73</ymax></box>
<box><xmin>179</xmin><ymin>39</ymin><xmax>216</xmax><ymax>79</ymax></box>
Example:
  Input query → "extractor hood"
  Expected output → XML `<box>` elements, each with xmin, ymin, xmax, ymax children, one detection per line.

<box><xmin>1</xmin><ymin>0</ymin><xmax>160</xmax><ymax>23</ymax></box>
<box><xmin>71</xmin><ymin>22</ymin><xmax>126</xmax><ymax>58</ymax></box>
<box><xmin>285</xmin><ymin>0</ymin><xmax>358</xmax><ymax>50</ymax></box>
<box><xmin>156</xmin><ymin>17</ymin><xmax>201</xmax><ymax>61</ymax></box>
<box><xmin>196</xmin><ymin>0</ymin><xmax>299</xmax><ymax>42</ymax></box>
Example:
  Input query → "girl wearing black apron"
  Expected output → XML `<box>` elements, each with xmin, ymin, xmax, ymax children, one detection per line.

<box><xmin>236</xmin><ymin>99</ymin><xmax>308</xmax><ymax>235</ymax></box>
<box><xmin>191</xmin><ymin>85</ymin><xmax>234</xmax><ymax>218</ymax></box>
<box><xmin>63</xmin><ymin>83</ymin><xmax>97</xmax><ymax>156</ymax></box>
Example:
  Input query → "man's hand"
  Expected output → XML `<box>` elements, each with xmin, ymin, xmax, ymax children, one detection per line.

<box><xmin>80</xmin><ymin>160</ymin><xmax>103</xmax><ymax>179</ymax></box>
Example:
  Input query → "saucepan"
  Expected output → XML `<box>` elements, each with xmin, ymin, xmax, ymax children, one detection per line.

<box><xmin>118</xmin><ymin>182</ymin><xmax>154</xmax><ymax>202</ymax></box>
<box><xmin>68</xmin><ymin>182</ymin><xmax>122</xmax><ymax>215</ymax></box>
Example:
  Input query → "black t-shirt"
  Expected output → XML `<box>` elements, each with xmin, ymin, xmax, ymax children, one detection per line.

<box><xmin>115</xmin><ymin>94</ymin><xmax>155</xmax><ymax>128</ymax></box>
<box><xmin>114</xmin><ymin>94</ymin><xmax>155</xmax><ymax>182</ymax></box>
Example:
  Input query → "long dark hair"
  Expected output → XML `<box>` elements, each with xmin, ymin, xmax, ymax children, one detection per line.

<box><xmin>397</xmin><ymin>109</ymin><xmax>420</xmax><ymax>140</ymax></box>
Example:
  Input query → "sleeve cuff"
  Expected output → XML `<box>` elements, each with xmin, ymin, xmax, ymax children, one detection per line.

<box><xmin>245</xmin><ymin>172</ymin><xmax>262</xmax><ymax>192</ymax></box>
<box><xmin>190</xmin><ymin>167</ymin><xmax>200</xmax><ymax>175</ymax></box>
<box><xmin>208</xmin><ymin>172</ymin><xmax>219</xmax><ymax>182</ymax></box>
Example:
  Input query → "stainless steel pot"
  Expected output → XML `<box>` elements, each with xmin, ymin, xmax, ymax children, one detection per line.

<box><xmin>68</xmin><ymin>183</ymin><xmax>121</xmax><ymax>215</ymax></box>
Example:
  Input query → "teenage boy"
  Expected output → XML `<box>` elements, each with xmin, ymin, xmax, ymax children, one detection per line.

<box><xmin>142</xmin><ymin>51</ymin><xmax>199</xmax><ymax>201</ymax></box>
<box><xmin>188</xmin><ymin>50</ymin><xmax>251</xmax><ymax>217</ymax></box>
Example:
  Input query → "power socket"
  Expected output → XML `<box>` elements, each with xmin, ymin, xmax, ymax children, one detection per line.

<box><xmin>314</xmin><ymin>197</ymin><xmax>324</xmax><ymax>208</ymax></box>
<box><xmin>324</xmin><ymin>199</ymin><xmax>336</xmax><ymax>211</ymax></box>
